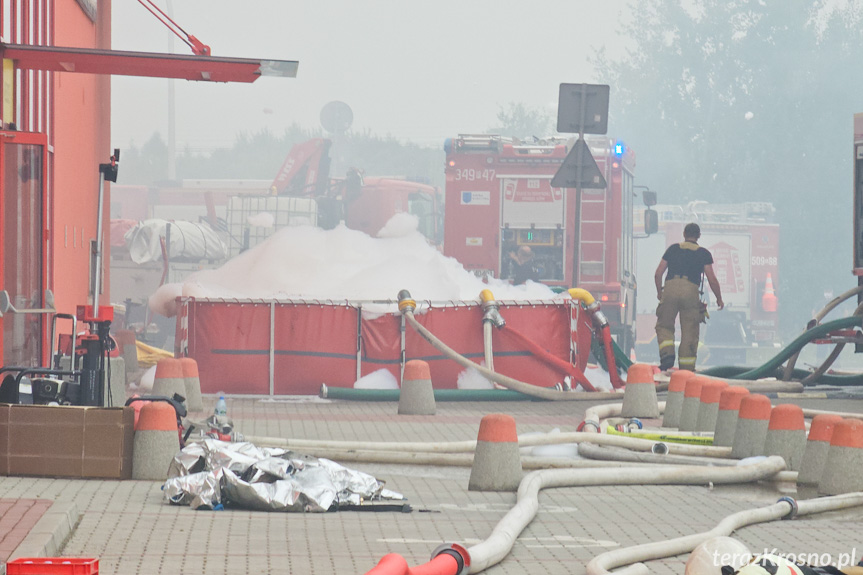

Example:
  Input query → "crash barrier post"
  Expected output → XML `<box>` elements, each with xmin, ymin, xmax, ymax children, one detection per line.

<box><xmin>132</xmin><ymin>401</ymin><xmax>179</xmax><ymax>480</ymax></box>
<box><xmin>151</xmin><ymin>358</ymin><xmax>185</xmax><ymax>400</ymax></box>
<box><xmin>678</xmin><ymin>377</ymin><xmax>706</xmax><ymax>431</ymax></box>
<box><xmin>763</xmin><ymin>404</ymin><xmax>807</xmax><ymax>471</ymax></box>
<box><xmin>731</xmin><ymin>394</ymin><xmax>772</xmax><ymax>460</ymax></box>
<box><xmin>398</xmin><ymin>360</ymin><xmax>436</xmax><ymax>416</ymax></box>
<box><xmin>819</xmin><ymin>418</ymin><xmax>863</xmax><ymax>495</ymax></box>
<box><xmin>662</xmin><ymin>370</ymin><xmax>694</xmax><ymax>428</ymax></box>
<box><xmin>179</xmin><ymin>357</ymin><xmax>203</xmax><ymax>412</ymax></box>
<box><xmin>695</xmin><ymin>380</ymin><xmax>728</xmax><ymax>432</ymax></box>
<box><xmin>468</xmin><ymin>413</ymin><xmax>522</xmax><ymax>492</ymax></box>
<box><xmin>621</xmin><ymin>363</ymin><xmax>659</xmax><ymax>418</ymax></box>
<box><xmin>798</xmin><ymin>414</ymin><xmax>844</xmax><ymax>486</ymax></box>
<box><xmin>713</xmin><ymin>386</ymin><xmax>750</xmax><ymax>447</ymax></box>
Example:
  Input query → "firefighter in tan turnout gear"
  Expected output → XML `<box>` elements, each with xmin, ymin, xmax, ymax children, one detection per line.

<box><xmin>654</xmin><ymin>223</ymin><xmax>724</xmax><ymax>371</ymax></box>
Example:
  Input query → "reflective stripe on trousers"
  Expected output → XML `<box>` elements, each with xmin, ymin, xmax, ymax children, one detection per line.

<box><xmin>655</xmin><ymin>278</ymin><xmax>702</xmax><ymax>370</ymax></box>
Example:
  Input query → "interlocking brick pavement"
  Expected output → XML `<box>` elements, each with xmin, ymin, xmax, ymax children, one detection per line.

<box><xmin>0</xmin><ymin>499</ymin><xmax>52</xmax><ymax>567</ymax></box>
<box><xmin>0</xmin><ymin>395</ymin><xmax>861</xmax><ymax>574</ymax></box>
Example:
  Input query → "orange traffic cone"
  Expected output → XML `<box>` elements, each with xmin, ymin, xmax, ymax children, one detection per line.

<box><xmin>762</xmin><ymin>273</ymin><xmax>777</xmax><ymax>312</ymax></box>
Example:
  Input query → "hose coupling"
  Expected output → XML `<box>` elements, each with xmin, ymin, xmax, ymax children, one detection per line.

<box><xmin>578</xmin><ymin>419</ymin><xmax>600</xmax><ymax>432</ymax></box>
<box><xmin>480</xmin><ymin>289</ymin><xmax>506</xmax><ymax>328</ymax></box>
<box><xmin>431</xmin><ymin>543</ymin><xmax>471</xmax><ymax>575</ymax></box>
<box><xmin>588</xmin><ymin>305</ymin><xmax>610</xmax><ymax>329</ymax></box>
<box><xmin>628</xmin><ymin>418</ymin><xmax>643</xmax><ymax>430</ymax></box>
<box><xmin>397</xmin><ymin>289</ymin><xmax>416</xmax><ymax>313</ymax></box>
<box><xmin>651</xmin><ymin>442</ymin><xmax>669</xmax><ymax>455</ymax></box>
<box><xmin>319</xmin><ymin>384</ymin><xmax>329</xmax><ymax>399</ymax></box>
<box><xmin>553</xmin><ymin>377</ymin><xmax>572</xmax><ymax>392</ymax></box>
<box><xmin>778</xmin><ymin>496</ymin><xmax>798</xmax><ymax>519</ymax></box>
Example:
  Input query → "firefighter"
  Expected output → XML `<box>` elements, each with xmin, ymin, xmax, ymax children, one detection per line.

<box><xmin>509</xmin><ymin>245</ymin><xmax>538</xmax><ymax>285</ymax></box>
<box><xmin>654</xmin><ymin>223</ymin><xmax>724</xmax><ymax>371</ymax></box>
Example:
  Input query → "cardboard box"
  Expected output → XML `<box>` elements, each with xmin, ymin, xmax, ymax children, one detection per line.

<box><xmin>0</xmin><ymin>403</ymin><xmax>134</xmax><ymax>479</ymax></box>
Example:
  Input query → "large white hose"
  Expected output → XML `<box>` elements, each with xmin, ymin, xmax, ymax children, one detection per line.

<box><xmin>466</xmin><ymin>457</ymin><xmax>787</xmax><ymax>573</ymax></box>
<box><xmin>244</xmin><ymin>429</ymin><xmax>731</xmax><ymax>458</ymax></box>
<box><xmin>586</xmin><ymin>492</ymin><xmax>863</xmax><ymax>575</ymax></box>
<box><xmin>403</xmin><ymin>308</ymin><xmax>620</xmax><ymax>400</ymax></box>
<box><xmin>803</xmin><ymin>407</ymin><xmax>863</xmax><ymax>419</ymax></box>
<box><xmin>483</xmin><ymin>321</ymin><xmax>495</xmax><ymax>373</ymax></box>
<box><xmin>577</xmin><ymin>442</ymin><xmax>738</xmax><ymax>467</ymax></box>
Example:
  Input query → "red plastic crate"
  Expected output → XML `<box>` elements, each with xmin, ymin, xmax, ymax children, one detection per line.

<box><xmin>5</xmin><ymin>558</ymin><xmax>99</xmax><ymax>575</ymax></box>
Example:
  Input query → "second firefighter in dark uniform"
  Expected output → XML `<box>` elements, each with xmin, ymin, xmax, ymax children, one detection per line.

<box><xmin>654</xmin><ymin>222</ymin><xmax>724</xmax><ymax>371</ymax></box>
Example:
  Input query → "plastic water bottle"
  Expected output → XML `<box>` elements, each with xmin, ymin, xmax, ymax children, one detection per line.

<box><xmin>214</xmin><ymin>393</ymin><xmax>227</xmax><ymax>417</ymax></box>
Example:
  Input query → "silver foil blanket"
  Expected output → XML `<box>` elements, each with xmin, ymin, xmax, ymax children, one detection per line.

<box><xmin>162</xmin><ymin>439</ymin><xmax>402</xmax><ymax>512</ymax></box>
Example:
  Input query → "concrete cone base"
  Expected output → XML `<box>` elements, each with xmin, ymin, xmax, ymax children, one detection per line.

<box><xmin>695</xmin><ymin>403</ymin><xmax>720</xmax><ymax>432</ymax></box>
<box><xmin>713</xmin><ymin>411</ymin><xmax>740</xmax><ymax>447</ymax></box>
<box><xmin>132</xmin><ymin>430</ymin><xmax>179</xmax><ymax>480</ymax></box>
<box><xmin>763</xmin><ymin>429</ymin><xmax>807</xmax><ymax>471</ymax></box>
<box><xmin>621</xmin><ymin>383</ymin><xmax>659</xmax><ymax>418</ymax></box>
<box><xmin>398</xmin><ymin>378</ymin><xmax>436</xmax><ymax>415</ymax></box>
<box><xmin>469</xmin><ymin>441</ymin><xmax>522</xmax><ymax>492</ymax></box>
<box><xmin>731</xmin><ymin>419</ymin><xmax>769</xmax><ymax>459</ymax></box>
<box><xmin>105</xmin><ymin>357</ymin><xmax>126</xmax><ymax>407</ymax></box>
<box><xmin>184</xmin><ymin>376</ymin><xmax>204</xmax><ymax>412</ymax></box>
<box><xmin>798</xmin><ymin>440</ymin><xmax>830</xmax><ymax>486</ymax></box>
<box><xmin>678</xmin><ymin>397</ymin><xmax>700</xmax><ymax>431</ymax></box>
<box><xmin>152</xmin><ymin>377</ymin><xmax>187</xmax><ymax>401</ymax></box>
<box><xmin>662</xmin><ymin>391</ymin><xmax>684</xmax><ymax>428</ymax></box>
<box><xmin>122</xmin><ymin>347</ymin><xmax>139</xmax><ymax>373</ymax></box>
<box><xmin>819</xmin><ymin>445</ymin><xmax>863</xmax><ymax>495</ymax></box>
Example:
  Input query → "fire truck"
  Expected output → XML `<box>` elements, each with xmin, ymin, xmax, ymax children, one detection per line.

<box><xmin>443</xmin><ymin>134</ymin><xmax>647</xmax><ymax>353</ymax></box>
<box><xmin>634</xmin><ymin>202</ymin><xmax>780</xmax><ymax>366</ymax></box>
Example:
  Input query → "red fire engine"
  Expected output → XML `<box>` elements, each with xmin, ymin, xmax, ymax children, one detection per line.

<box><xmin>443</xmin><ymin>134</ymin><xmax>642</xmax><ymax>352</ymax></box>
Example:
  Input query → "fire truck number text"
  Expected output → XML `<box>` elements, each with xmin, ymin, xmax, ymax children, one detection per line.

<box><xmin>454</xmin><ymin>168</ymin><xmax>496</xmax><ymax>182</ymax></box>
<box><xmin>751</xmin><ymin>256</ymin><xmax>777</xmax><ymax>266</ymax></box>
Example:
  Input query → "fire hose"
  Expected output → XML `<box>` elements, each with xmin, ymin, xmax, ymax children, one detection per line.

<box><xmin>586</xmin><ymin>492</ymin><xmax>863</xmax><ymax>575</ymax></box>
<box><xmin>568</xmin><ymin>288</ymin><xmax>625</xmax><ymax>389</ymax></box>
<box><xmin>396</xmin><ymin>290</ymin><xmax>620</xmax><ymax>401</ymax></box>
<box><xmin>361</xmin><ymin>457</ymin><xmax>787</xmax><ymax>575</ymax></box>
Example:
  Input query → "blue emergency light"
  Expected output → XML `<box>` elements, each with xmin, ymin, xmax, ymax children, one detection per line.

<box><xmin>614</xmin><ymin>142</ymin><xmax>625</xmax><ymax>156</ymax></box>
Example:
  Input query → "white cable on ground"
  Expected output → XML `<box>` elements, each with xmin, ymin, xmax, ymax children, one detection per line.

<box><xmin>465</xmin><ymin>457</ymin><xmax>786</xmax><ymax>573</ymax></box>
<box><xmin>586</xmin><ymin>492</ymin><xmax>863</xmax><ymax>575</ymax></box>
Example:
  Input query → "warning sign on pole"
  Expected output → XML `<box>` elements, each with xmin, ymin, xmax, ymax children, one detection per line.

<box><xmin>550</xmin><ymin>138</ymin><xmax>606</xmax><ymax>189</ymax></box>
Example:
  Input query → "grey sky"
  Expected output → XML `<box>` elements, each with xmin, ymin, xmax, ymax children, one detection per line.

<box><xmin>111</xmin><ymin>1</ymin><xmax>629</xmax><ymax>152</ymax></box>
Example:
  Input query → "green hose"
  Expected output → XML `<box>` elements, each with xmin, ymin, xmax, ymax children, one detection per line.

<box><xmin>590</xmin><ymin>335</ymin><xmax>633</xmax><ymax>373</ymax></box>
<box><xmin>700</xmin><ymin>365</ymin><xmax>863</xmax><ymax>387</ymax></box>
<box><xmin>320</xmin><ymin>385</ymin><xmax>546</xmax><ymax>402</ymax></box>
<box><xmin>612</xmin><ymin>338</ymin><xmax>634</xmax><ymax>370</ymax></box>
<box><xmin>700</xmin><ymin>316</ymin><xmax>863</xmax><ymax>383</ymax></box>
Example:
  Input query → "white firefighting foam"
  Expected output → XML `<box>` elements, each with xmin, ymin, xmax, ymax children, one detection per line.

<box><xmin>149</xmin><ymin>213</ymin><xmax>557</xmax><ymax>317</ymax></box>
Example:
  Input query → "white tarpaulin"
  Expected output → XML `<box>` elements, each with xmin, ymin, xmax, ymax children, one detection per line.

<box><xmin>125</xmin><ymin>219</ymin><xmax>228</xmax><ymax>264</ymax></box>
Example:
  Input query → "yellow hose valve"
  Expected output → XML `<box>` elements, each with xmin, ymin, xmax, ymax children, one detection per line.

<box><xmin>567</xmin><ymin>288</ymin><xmax>596</xmax><ymax>306</ymax></box>
<box><xmin>479</xmin><ymin>289</ymin><xmax>496</xmax><ymax>303</ymax></box>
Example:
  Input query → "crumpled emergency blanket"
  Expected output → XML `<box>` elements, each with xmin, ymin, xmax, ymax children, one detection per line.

<box><xmin>162</xmin><ymin>439</ymin><xmax>403</xmax><ymax>512</ymax></box>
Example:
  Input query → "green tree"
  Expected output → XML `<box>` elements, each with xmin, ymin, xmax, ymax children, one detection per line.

<box><xmin>491</xmin><ymin>102</ymin><xmax>554</xmax><ymax>139</ymax></box>
<box><xmin>595</xmin><ymin>0</ymin><xmax>863</xmax><ymax>338</ymax></box>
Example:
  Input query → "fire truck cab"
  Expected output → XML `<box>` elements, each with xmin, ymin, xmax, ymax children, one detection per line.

<box><xmin>443</xmin><ymin>134</ymin><xmax>642</xmax><ymax>352</ymax></box>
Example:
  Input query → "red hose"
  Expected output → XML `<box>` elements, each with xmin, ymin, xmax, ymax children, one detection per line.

<box><xmin>601</xmin><ymin>325</ymin><xmax>625</xmax><ymax>389</ymax></box>
<box><xmin>500</xmin><ymin>326</ymin><xmax>597</xmax><ymax>392</ymax></box>
<box><xmin>365</xmin><ymin>553</ymin><xmax>408</xmax><ymax>575</ymax></box>
<box><xmin>364</xmin><ymin>552</ymin><xmax>461</xmax><ymax>575</ymax></box>
<box><xmin>410</xmin><ymin>553</ymin><xmax>460</xmax><ymax>575</ymax></box>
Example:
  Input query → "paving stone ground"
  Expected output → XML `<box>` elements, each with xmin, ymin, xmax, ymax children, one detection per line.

<box><xmin>1</xmin><ymin>395</ymin><xmax>862</xmax><ymax>575</ymax></box>
<box><xmin>0</xmin><ymin>499</ymin><xmax>52</xmax><ymax>565</ymax></box>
